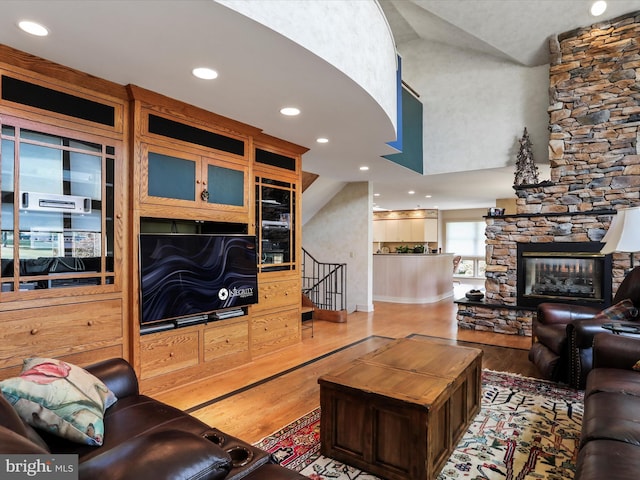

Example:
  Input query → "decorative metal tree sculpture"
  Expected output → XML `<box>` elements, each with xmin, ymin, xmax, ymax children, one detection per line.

<box><xmin>514</xmin><ymin>127</ymin><xmax>539</xmax><ymax>186</ymax></box>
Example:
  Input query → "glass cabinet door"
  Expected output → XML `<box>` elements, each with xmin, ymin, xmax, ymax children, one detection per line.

<box><xmin>256</xmin><ymin>177</ymin><xmax>295</xmax><ymax>272</ymax></box>
<box><xmin>143</xmin><ymin>145</ymin><xmax>248</xmax><ymax>212</ymax></box>
<box><xmin>0</xmin><ymin>122</ymin><xmax>117</xmax><ymax>293</ymax></box>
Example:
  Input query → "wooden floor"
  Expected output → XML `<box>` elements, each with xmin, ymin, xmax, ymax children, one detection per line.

<box><xmin>156</xmin><ymin>285</ymin><xmax>542</xmax><ymax>444</ymax></box>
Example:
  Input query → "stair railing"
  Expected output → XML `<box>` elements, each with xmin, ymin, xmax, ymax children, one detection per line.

<box><xmin>302</xmin><ymin>248</ymin><xmax>347</xmax><ymax>311</ymax></box>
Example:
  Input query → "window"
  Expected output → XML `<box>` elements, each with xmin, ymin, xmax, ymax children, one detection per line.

<box><xmin>445</xmin><ymin>221</ymin><xmax>486</xmax><ymax>278</ymax></box>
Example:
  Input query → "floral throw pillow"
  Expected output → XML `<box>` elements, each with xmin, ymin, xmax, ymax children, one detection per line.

<box><xmin>0</xmin><ymin>358</ymin><xmax>117</xmax><ymax>446</ymax></box>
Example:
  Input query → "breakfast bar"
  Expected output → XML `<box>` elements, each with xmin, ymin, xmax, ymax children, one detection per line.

<box><xmin>373</xmin><ymin>253</ymin><xmax>454</xmax><ymax>303</ymax></box>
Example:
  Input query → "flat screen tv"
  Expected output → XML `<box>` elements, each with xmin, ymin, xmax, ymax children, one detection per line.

<box><xmin>139</xmin><ymin>234</ymin><xmax>258</xmax><ymax>325</ymax></box>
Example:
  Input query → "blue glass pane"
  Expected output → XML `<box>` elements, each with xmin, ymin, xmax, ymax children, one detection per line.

<box><xmin>148</xmin><ymin>152</ymin><xmax>195</xmax><ymax>201</ymax></box>
<box><xmin>208</xmin><ymin>165</ymin><xmax>244</xmax><ymax>206</ymax></box>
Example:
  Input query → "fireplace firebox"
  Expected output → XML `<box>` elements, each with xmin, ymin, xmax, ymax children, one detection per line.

<box><xmin>517</xmin><ymin>242</ymin><xmax>612</xmax><ymax>309</ymax></box>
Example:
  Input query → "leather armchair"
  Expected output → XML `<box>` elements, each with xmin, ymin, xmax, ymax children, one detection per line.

<box><xmin>529</xmin><ymin>303</ymin><xmax>598</xmax><ymax>383</ymax></box>
<box><xmin>529</xmin><ymin>266</ymin><xmax>640</xmax><ymax>389</ymax></box>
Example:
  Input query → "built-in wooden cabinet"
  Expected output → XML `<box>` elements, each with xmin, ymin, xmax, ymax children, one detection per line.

<box><xmin>129</xmin><ymin>87</ymin><xmax>306</xmax><ymax>392</ymax></box>
<box><xmin>0</xmin><ymin>46</ymin><xmax>307</xmax><ymax>393</ymax></box>
<box><xmin>0</xmin><ymin>46</ymin><xmax>129</xmax><ymax>378</ymax></box>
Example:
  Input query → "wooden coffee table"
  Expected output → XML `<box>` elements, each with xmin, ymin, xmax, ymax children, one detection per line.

<box><xmin>318</xmin><ymin>338</ymin><xmax>482</xmax><ymax>480</ymax></box>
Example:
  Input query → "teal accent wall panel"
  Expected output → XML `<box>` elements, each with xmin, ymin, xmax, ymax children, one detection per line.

<box><xmin>383</xmin><ymin>86</ymin><xmax>423</xmax><ymax>174</ymax></box>
<box><xmin>148</xmin><ymin>152</ymin><xmax>196</xmax><ymax>201</ymax></box>
<box><xmin>208</xmin><ymin>165</ymin><xmax>244</xmax><ymax>206</ymax></box>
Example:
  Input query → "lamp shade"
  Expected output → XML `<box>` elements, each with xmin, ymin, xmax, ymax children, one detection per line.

<box><xmin>600</xmin><ymin>206</ymin><xmax>640</xmax><ymax>254</ymax></box>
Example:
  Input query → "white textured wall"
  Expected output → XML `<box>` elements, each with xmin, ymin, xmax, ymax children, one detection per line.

<box><xmin>399</xmin><ymin>39</ymin><xmax>549</xmax><ymax>175</ymax></box>
<box><xmin>302</xmin><ymin>182</ymin><xmax>372</xmax><ymax>312</ymax></box>
<box><xmin>217</xmin><ymin>0</ymin><xmax>397</xmax><ymax>132</ymax></box>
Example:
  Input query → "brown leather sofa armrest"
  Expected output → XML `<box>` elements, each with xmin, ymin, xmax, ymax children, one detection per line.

<box><xmin>570</xmin><ymin>318</ymin><xmax>612</xmax><ymax>349</ymax></box>
<box><xmin>85</xmin><ymin>358</ymin><xmax>139</xmax><ymax>399</ymax></box>
<box><xmin>537</xmin><ymin>302</ymin><xmax>599</xmax><ymax>326</ymax></box>
<box><xmin>593</xmin><ymin>332</ymin><xmax>640</xmax><ymax>369</ymax></box>
<box><xmin>80</xmin><ymin>430</ymin><xmax>232</xmax><ymax>480</ymax></box>
<box><xmin>0</xmin><ymin>425</ymin><xmax>50</xmax><ymax>454</ymax></box>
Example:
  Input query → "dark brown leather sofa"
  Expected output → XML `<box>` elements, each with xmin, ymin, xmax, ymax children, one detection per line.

<box><xmin>529</xmin><ymin>266</ymin><xmax>640</xmax><ymax>389</ymax></box>
<box><xmin>0</xmin><ymin>358</ymin><xmax>306</xmax><ymax>480</ymax></box>
<box><xmin>576</xmin><ymin>332</ymin><xmax>640</xmax><ymax>479</ymax></box>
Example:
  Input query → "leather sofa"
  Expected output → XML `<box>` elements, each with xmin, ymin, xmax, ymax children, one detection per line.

<box><xmin>0</xmin><ymin>358</ymin><xmax>306</xmax><ymax>480</ymax></box>
<box><xmin>576</xmin><ymin>332</ymin><xmax>640</xmax><ymax>479</ymax></box>
<box><xmin>529</xmin><ymin>266</ymin><xmax>640</xmax><ymax>389</ymax></box>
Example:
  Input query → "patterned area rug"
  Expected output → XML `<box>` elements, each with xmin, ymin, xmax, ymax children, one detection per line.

<box><xmin>255</xmin><ymin>370</ymin><xmax>583</xmax><ymax>479</ymax></box>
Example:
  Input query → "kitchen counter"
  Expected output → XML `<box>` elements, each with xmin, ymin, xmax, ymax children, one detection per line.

<box><xmin>373</xmin><ymin>253</ymin><xmax>454</xmax><ymax>303</ymax></box>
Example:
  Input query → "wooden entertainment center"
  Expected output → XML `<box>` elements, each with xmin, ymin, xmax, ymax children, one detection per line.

<box><xmin>0</xmin><ymin>44</ymin><xmax>307</xmax><ymax>394</ymax></box>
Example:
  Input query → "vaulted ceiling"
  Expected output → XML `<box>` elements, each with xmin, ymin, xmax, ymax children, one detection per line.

<box><xmin>0</xmin><ymin>0</ymin><xmax>638</xmax><ymax>211</ymax></box>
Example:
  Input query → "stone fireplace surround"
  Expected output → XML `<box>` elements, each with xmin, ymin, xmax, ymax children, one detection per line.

<box><xmin>457</xmin><ymin>11</ymin><xmax>640</xmax><ymax>336</ymax></box>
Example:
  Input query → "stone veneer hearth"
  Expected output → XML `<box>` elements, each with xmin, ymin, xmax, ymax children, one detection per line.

<box><xmin>457</xmin><ymin>11</ymin><xmax>640</xmax><ymax>336</ymax></box>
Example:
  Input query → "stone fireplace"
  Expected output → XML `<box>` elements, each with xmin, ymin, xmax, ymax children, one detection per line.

<box><xmin>457</xmin><ymin>11</ymin><xmax>640</xmax><ymax>336</ymax></box>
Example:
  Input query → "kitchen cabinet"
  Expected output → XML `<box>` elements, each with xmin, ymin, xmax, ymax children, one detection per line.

<box><xmin>373</xmin><ymin>217</ymin><xmax>438</xmax><ymax>242</ymax></box>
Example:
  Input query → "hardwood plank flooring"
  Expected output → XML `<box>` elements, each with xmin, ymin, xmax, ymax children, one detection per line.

<box><xmin>155</xmin><ymin>285</ymin><xmax>542</xmax><ymax>444</ymax></box>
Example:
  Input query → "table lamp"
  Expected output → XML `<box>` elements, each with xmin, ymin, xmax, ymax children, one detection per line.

<box><xmin>600</xmin><ymin>206</ymin><xmax>640</xmax><ymax>270</ymax></box>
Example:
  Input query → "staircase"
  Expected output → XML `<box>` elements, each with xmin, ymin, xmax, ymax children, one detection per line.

<box><xmin>301</xmin><ymin>248</ymin><xmax>348</xmax><ymax>328</ymax></box>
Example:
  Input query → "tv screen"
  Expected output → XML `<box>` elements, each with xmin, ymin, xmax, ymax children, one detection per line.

<box><xmin>139</xmin><ymin>234</ymin><xmax>258</xmax><ymax>325</ymax></box>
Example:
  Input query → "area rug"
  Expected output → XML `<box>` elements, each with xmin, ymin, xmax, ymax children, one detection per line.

<box><xmin>255</xmin><ymin>370</ymin><xmax>584</xmax><ymax>479</ymax></box>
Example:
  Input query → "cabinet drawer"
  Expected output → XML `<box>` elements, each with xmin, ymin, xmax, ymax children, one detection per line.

<box><xmin>251</xmin><ymin>309</ymin><xmax>300</xmax><ymax>355</ymax></box>
<box><xmin>140</xmin><ymin>330</ymin><xmax>199</xmax><ymax>379</ymax></box>
<box><xmin>253</xmin><ymin>278</ymin><xmax>299</xmax><ymax>313</ymax></box>
<box><xmin>203</xmin><ymin>318</ymin><xmax>249</xmax><ymax>362</ymax></box>
<box><xmin>0</xmin><ymin>299</ymin><xmax>123</xmax><ymax>368</ymax></box>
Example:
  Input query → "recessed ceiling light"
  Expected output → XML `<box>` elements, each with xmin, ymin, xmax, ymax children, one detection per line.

<box><xmin>408</xmin><ymin>190</ymin><xmax>415</xmax><ymax>195</ymax></box>
<box><xmin>425</xmin><ymin>195</ymin><xmax>432</xmax><ymax>198</ymax></box>
<box><xmin>192</xmin><ymin>67</ymin><xmax>218</xmax><ymax>80</ymax></box>
<box><xmin>359</xmin><ymin>166</ymin><xmax>369</xmax><ymax>171</ymax></box>
<box><xmin>374</xmin><ymin>193</ymin><xmax>380</xmax><ymax>197</ymax></box>
<box><xmin>18</xmin><ymin>20</ymin><xmax>48</xmax><ymax>37</ymax></box>
<box><xmin>316</xmin><ymin>137</ymin><xmax>329</xmax><ymax>144</ymax></box>
<box><xmin>590</xmin><ymin>1</ymin><xmax>607</xmax><ymax>16</ymax></box>
<box><xmin>280</xmin><ymin>107</ymin><xmax>300</xmax><ymax>116</ymax></box>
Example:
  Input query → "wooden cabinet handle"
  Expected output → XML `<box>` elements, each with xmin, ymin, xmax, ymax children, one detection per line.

<box><xmin>196</xmin><ymin>180</ymin><xmax>201</xmax><ymax>184</ymax></box>
<box><xmin>30</xmin><ymin>328</ymin><xmax>38</xmax><ymax>335</ymax></box>
<box><xmin>87</xmin><ymin>320</ymin><xmax>94</xmax><ymax>326</ymax></box>
<box><xmin>225</xmin><ymin>338</ymin><xmax>230</xmax><ymax>343</ymax></box>
<box><xmin>169</xmin><ymin>352</ymin><xmax>174</xmax><ymax>357</ymax></box>
<box><xmin>264</xmin><ymin>327</ymin><xmax>268</xmax><ymax>331</ymax></box>
<box><xmin>116</xmin><ymin>213</ymin><xmax>122</xmax><ymax>219</ymax></box>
